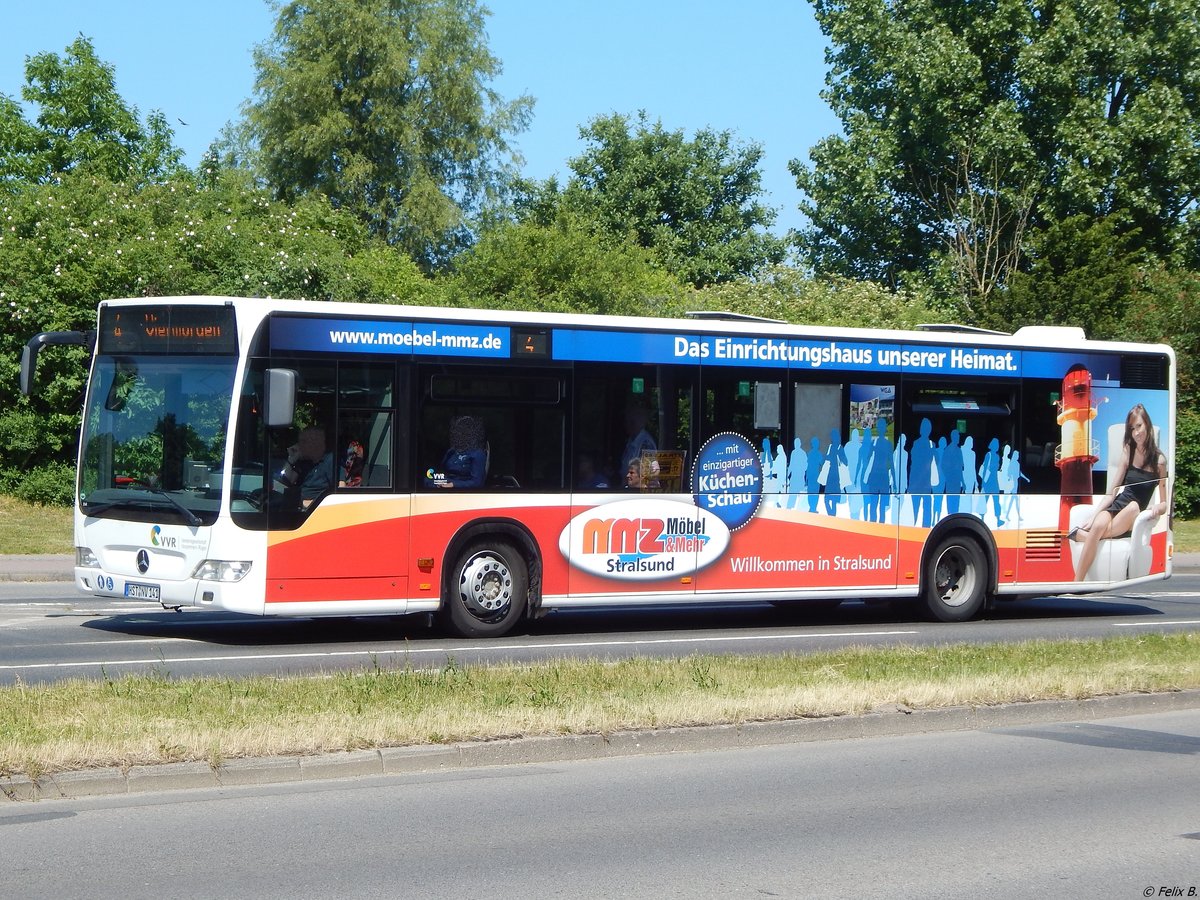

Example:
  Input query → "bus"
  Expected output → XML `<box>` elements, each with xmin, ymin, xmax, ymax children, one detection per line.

<box><xmin>20</xmin><ymin>296</ymin><xmax>1176</xmax><ymax>637</ymax></box>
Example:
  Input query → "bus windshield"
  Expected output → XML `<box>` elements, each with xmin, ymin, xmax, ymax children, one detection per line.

<box><xmin>79</xmin><ymin>354</ymin><xmax>237</xmax><ymax>525</ymax></box>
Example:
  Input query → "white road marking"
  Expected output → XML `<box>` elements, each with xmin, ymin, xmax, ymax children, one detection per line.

<box><xmin>0</xmin><ymin>629</ymin><xmax>920</xmax><ymax>671</ymax></box>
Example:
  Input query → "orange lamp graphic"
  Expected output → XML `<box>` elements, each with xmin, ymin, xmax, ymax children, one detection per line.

<box><xmin>1055</xmin><ymin>364</ymin><xmax>1099</xmax><ymax>528</ymax></box>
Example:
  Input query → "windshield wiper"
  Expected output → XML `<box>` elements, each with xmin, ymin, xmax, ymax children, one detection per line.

<box><xmin>88</xmin><ymin>480</ymin><xmax>202</xmax><ymax>527</ymax></box>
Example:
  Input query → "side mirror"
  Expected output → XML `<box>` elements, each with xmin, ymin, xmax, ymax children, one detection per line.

<box><xmin>265</xmin><ymin>368</ymin><xmax>297</xmax><ymax>428</ymax></box>
<box><xmin>20</xmin><ymin>330</ymin><xmax>94</xmax><ymax>396</ymax></box>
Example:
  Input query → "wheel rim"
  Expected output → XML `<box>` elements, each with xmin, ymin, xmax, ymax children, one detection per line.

<box><xmin>457</xmin><ymin>551</ymin><xmax>515</xmax><ymax>619</ymax></box>
<box><xmin>933</xmin><ymin>545</ymin><xmax>977</xmax><ymax>608</ymax></box>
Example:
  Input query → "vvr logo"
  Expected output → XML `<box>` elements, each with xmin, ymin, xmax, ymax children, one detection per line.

<box><xmin>150</xmin><ymin>525</ymin><xmax>177</xmax><ymax>549</ymax></box>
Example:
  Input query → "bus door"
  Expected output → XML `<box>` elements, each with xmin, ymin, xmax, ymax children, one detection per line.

<box><xmin>260</xmin><ymin>361</ymin><xmax>410</xmax><ymax>607</ymax></box>
<box><xmin>565</xmin><ymin>365</ymin><xmax>699</xmax><ymax>601</ymax></box>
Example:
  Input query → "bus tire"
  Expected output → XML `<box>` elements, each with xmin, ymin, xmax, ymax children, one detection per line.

<box><xmin>921</xmin><ymin>534</ymin><xmax>988</xmax><ymax>622</ymax></box>
<box><xmin>443</xmin><ymin>540</ymin><xmax>527</xmax><ymax>638</ymax></box>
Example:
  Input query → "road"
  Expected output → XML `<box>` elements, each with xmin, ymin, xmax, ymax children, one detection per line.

<box><xmin>3</xmin><ymin>706</ymin><xmax>1198</xmax><ymax>899</ymax></box>
<box><xmin>2</xmin><ymin>575</ymin><xmax>1199</xmax><ymax>685</ymax></box>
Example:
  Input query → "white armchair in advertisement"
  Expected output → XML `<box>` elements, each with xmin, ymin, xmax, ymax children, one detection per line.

<box><xmin>1067</xmin><ymin>424</ymin><xmax>1162</xmax><ymax>582</ymax></box>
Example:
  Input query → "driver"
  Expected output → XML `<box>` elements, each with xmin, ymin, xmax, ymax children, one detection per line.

<box><xmin>280</xmin><ymin>426</ymin><xmax>335</xmax><ymax>508</ymax></box>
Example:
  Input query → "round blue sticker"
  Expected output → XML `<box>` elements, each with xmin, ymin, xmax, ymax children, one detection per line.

<box><xmin>691</xmin><ymin>433</ymin><xmax>763</xmax><ymax>530</ymax></box>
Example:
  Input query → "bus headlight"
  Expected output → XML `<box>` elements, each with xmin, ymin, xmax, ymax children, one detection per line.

<box><xmin>193</xmin><ymin>560</ymin><xmax>253</xmax><ymax>583</ymax></box>
<box><xmin>76</xmin><ymin>547</ymin><xmax>100</xmax><ymax>569</ymax></box>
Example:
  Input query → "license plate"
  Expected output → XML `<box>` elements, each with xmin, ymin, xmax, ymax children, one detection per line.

<box><xmin>124</xmin><ymin>581</ymin><xmax>161</xmax><ymax>601</ymax></box>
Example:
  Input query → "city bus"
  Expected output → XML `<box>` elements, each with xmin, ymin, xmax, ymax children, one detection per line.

<box><xmin>20</xmin><ymin>296</ymin><xmax>1176</xmax><ymax>637</ymax></box>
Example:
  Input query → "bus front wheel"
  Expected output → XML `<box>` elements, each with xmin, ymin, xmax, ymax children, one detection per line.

<box><xmin>443</xmin><ymin>540</ymin><xmax>527</xmax><ymax>638</ymax></box>
<box><xmin>921</xmin><ymin>535</ymin><xmax>988</xmax><ymax>622</ymax></box>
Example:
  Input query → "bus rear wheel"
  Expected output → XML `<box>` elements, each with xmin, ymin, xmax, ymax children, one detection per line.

<box><xmin>921</xmin><ymin>535</ymin><xmax>988</xmax><ymax>622</ymax></box>
<box><xmin>443</xmin><ymin>540</ymin><xmax>527</xmax><ymax>638</ymax></box>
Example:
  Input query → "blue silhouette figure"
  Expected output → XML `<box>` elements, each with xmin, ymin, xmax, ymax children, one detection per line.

<box><xmin>941</xmin><ymin>429</ymin><xmax>965</xmax><ymax>514</ymax></box>
<box><xmin>771</xmin><ymin>444</ymin><xmax>787</xmax><ymax>507</ymax></box>
<box><xmin>823</xmin><ymin>428</ymin><xmax>848</xmax><ymax>516</ymax></box>
<box><xmin>787</xmin><ymin>438</ymin><xmax>807</xmax><ymax>509</ymax></box>
<box><xmin>891</xmin><ymin>433</ymin><xmax>909</xmax><ymax>524</ymax></box>
<box><xmin>960</xmin><ymin>434</ymin><xmax>979</xmax><ymax>516</ymax></box>
<box><xmin>806</xmin><ymin>436</ymin><xmax>823</xmax><ymax>513</ymax></box>
<box><xmin>932</xmin><ymin>435</ymin><xmax>947</xmax><ymax>521</ymax></box>
<box><xmin>1003</xmin><ymin>450</ymin><xmax>1030</xmax><ymax>522</ymax></box>
<box><xmin>861</xmin><ymin>418</ymin><xmax>894</xmax><ymax>523</ymax></box>
<box><xmin>979</xmin><ymin>437</ymin><xmax>1003</xmax><ymax>526</ymax></box>
<box><xmin>845</xmin><ymin>428</ymin><xmax>864</xmax><ymax>520</ymax></box>
<box><xmin>908</xmin><ymin>418</ymin><xmax>936</xmax><ymax>527</ymax></box>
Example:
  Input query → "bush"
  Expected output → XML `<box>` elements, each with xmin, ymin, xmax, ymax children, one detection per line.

<box><xmin>11</xmin><ymin>464</ymin><xmax>76</xmax><ymax>507</ymax></box>
<box><xmin>1174</xmin><ymin>408</ymin><xmax>1200</xmax><ymax>520</ymax></box>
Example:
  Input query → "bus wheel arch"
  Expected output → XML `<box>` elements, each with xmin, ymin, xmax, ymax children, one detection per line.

<box><xmin>441</xmin><ymin>520</ymin><xmax>542</xmax><ymax>638</ymax></box>
<box><xmin>919</xmin><ymin>517</ymin><xmax>997</xmax><ymax>622</ymax></box>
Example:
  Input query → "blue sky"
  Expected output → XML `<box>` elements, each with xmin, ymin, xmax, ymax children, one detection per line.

<box><xmin>0</xmin><ymin>0</ymin><xmax>838</xmax><ymax>237</ymax></box>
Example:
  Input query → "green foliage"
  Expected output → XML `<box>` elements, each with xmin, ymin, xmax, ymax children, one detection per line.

<box><xmin>1174</xmin><ymin>409</ymin><xmax>1200</xmax><ymax>520</ymax></box>
<box><xmin>794</xmin><ymin>0</ymin><xmax>1200</xmax><ymax>291</ymax></box>
<box><xmin>0</xmin><ymin>167</ymin><xmax>441</xmax><ymax>483</ymax></box>
<box><xmin>8</xmin><ymin>464</ymin><xmax>75</xmax><ymax>507</ymax></box>
<box><xmin>538</xmin><ymin>112</ymin><xmax>786</xmax><ymax>287</ymax></box>
<box><xmin>247</xmin><ymin>0</ymin><xmax>532</xmax><ymax>270</ymax></box>
<box><xmin>1117</xmin><ymin>266</ymin><xmax>1200</xmax><ymax>515</ymax></box>
<box><xmin>1119</xmin><ymin>266</ymin><xmax>1200</xmax><ymax>399</ymax></box>
<box><xmin>448</xmin><ymin>212</ymin><xmax>686</xmax><ymax>316</ymax></box>
<box><xmin>0</xmin><ymin>36</ymin><xmax>184</xmax><ymax>185</ymax></box>
<box><xmin>1001</xmin><ymin>216</ymin><xmax>1145</xmax><ymax>338</ymax></box>
<box><xmin>692</xmin><ymin>265</ymin><xmax>942</xmax><ymax>330</ymax></box>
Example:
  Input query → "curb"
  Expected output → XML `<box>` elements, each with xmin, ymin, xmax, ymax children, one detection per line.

<box><xmin>5</xmin><ymin>689</ymin><xmax>1200</xmax><ymax>802</ymax></box>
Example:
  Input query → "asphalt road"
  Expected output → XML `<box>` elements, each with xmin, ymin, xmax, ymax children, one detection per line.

<box><xmin>4</xmin><ymin>706</ymin><xmax>1198</xmax><ymax>899</ymax></box>
<box><xmin>2</xmin><ymin>574</ymin><xmax>1199</xmax><ymax>685</ymax></box>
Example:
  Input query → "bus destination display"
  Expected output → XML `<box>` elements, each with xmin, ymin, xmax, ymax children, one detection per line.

<box><xmin>98</xmin><ymin>305</ymin><xmax>238</xmax><ymax>354</ymax></box>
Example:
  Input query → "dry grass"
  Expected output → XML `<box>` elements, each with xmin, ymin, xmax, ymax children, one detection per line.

<box><xmin>2</xmin><ymin>493</ymin><xmax>1198</xmax><ymax>555</ymax></box>
<box><xmin>2</xmin><ymin>634</ymin><xmax>1197</xmax><ymax>778</ymax></box>
<box><xmin>0</xmin><ymin>496</ymin><xmax>73</xmax><ymax>555</ymax></box>
<box><xmin>1174</xmin><ymin>517</ymin><xmax>1200</xmax><ymax>554</ymax></box>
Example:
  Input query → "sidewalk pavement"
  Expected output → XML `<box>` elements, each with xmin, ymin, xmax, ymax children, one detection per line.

<box><xmin>4</xmin><ymin>552</ymin><xmax>1200</xmax><ymax>582</ymax></box>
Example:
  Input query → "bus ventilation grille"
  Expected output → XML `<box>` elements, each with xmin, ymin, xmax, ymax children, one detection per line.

<box><xmin>1023</xmin><ymin>530</ymin><xmax>1062</xmax><ymax>562</ymax></box>
<box><xmin>1121</xmin><ymin>354</ymin><xmax>1169</xmax><ymax>389</ymax></box>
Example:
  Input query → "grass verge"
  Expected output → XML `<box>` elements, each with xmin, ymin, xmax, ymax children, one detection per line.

<box><xmin>0</xmin><ymin>496</ymin><xmax>74</xmax><ymax>555</ymax></box>
<box><xmin>2</xmin><ymin>633</ymin><xmax>1197</xmax><ymax>778</ymax></box>
<box><xmin>1</xmin><ymin>493</ymin><xmax>1198</xmax><ymax>555</ymax></box>
<box><xmin>1174</xmin><ymin>517</ymin><xmax>1200</xmax><ymax>554</ymax></box>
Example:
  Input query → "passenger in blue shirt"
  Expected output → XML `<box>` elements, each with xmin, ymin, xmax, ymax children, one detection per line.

<box><xmin>428</xmin><ymin>416</ymin><xmax>487</xmax><ymax>489</ymax></box>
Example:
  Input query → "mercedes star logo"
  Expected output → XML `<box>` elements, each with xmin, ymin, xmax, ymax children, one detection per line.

<box><xmin>136</xmin><ymin>549</ymin><xmax>150</xmax><ymax>574</ymax></box>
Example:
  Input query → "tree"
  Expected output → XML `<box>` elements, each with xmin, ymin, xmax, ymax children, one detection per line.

<box><xmin>1003</xmin><ymin>215</ymin><xmax>1145</xmax><ymax>337</ymax></box>
<box><xmin>792</xmin><ymin>0</ymin><xmax>1200</xmax><ymax>295</ymax></box>
<box><xmin>692</xmin><ymin>265</ymin><xmax>941</xmax><ymax>330</ymax></box>
<box><xmin>545</xmin><ymin>112</ymin><xmax>786</xmax><ymax>288</ymax></box>
<box><xmin>0</xmin><ymin>36</ymin><xmax>183</xmax><ymax>185</ymax></box>
<box><xmin>0</xmin><ymin>167</ymin><xmax>439</xmax><ymax>493</ymax></box>
<box><xmin>448</xmin><ymin>209</ymin><xmax>685</xmax><ymax>317</ymax></box>
<box><xmin>246</xmin><ymin>0</ymin><xmax>532</xmax><ymax>270</ymax></box>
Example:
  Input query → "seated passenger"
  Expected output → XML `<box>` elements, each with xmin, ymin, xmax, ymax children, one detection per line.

<box><xmin>623</xmin><ymin>456</ymin><xmax>660</xmax><ymax>492</ymax></box>
<box><xmin>426</xmin><ymin>416</ymin><xmax>487</xmax><ymax>489</ymax></box>
<box><xmin>340</xmin><ymin>440</ymin><xmax>364</xmax><ymax>487</ymax></box>
<box><xmin>575</xmin><ymin>453</ymin><xmax>610</xmax><ymax>490</ymax></box>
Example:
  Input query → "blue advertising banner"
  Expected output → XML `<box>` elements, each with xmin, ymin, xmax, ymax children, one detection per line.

<box><xmin>266</xmin><ymin>314</ymin><xmax>1134</xmax><ymax>385</ymax></box>
<box><xmin>270</xmin><ymin>316</ymin><xmax>510</xmax><ymax>358</ymax></box>
<box><xmin>554</xmin><ymin>329</ymin><xmax>1126</xmax><ymax>382</ymax></box>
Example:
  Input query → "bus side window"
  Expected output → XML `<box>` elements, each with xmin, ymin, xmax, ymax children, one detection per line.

<box><xmin>338</xmin><ymin>363</ymin><xmax>395</xmax><ymax>491</ymax></box>
<box><xmin>338</xmin><ymin>411</ymin><xmax>393</xmax><ymax>489</ymax></box>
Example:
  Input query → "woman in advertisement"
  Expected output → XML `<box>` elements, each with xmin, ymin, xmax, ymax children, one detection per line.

<box><xmin>1069</xmin><ymin>403</ymin><xmax>1169</xmax><ymax>581</ymax></box>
